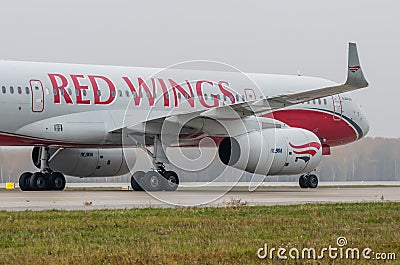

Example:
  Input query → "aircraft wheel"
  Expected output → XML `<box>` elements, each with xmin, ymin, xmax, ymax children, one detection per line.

<box><xmin>299</xmin><ymin>175</ymin><xmax>309</xmax><ymax>189</ymax></box>
<box><xmin>163</xmin><ymin>171</ymin><xmax>179</xmax><ymax>191</ymax></box>
<box><xmin>19</xmin><ymin>172</ymin><xmax>33</xmax><ymax>191</ymax></box>
<box><xmin>308</xmin><ymin>174</ymin><xmax>318</xmax><ymax>189</ymax></box>
<box><xmin>142</xmin><ymin>171</ymin><xmax>163</xmax><ymax>191</ymax></box>
<box><xmin>131</xmin><ymin>171</ymin><xmax>145</xmax><ymax>191</ymax></box>
<box><xmin>50</xmin><ymin>172</ymin><xmax>66</xmax><ymax>191</ymax></box>
<box><xmin>30</xmin><ymin>172</ymin><xmax>48</xmax><ymax>191</ymax></box>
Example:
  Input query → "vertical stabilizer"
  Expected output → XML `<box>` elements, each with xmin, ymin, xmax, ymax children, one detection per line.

<box><xmin>346</xmin><ymin>42</ymin><xmax>369</xmax><ymax>88</ymax></box>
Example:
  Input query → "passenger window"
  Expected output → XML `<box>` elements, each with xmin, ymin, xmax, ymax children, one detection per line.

<box><xmin>53</xmin><ymin>88</ymin><xmax>58</xmax><ymax>95</ymax></box>
<box><xmin>97</xmin><ymin>90</ymin><xmax>101</xmax><ymax>96</ymax></box>
<box><xmin>25</xmin><ymin>87</ymin><xmax>30</xmax><ymax>94</ymax></box>
<box><xmin>223</xmin><ymin>95</ymin><xmax>227</xmax><ymax>101</ymax></box>
<box><xmin>204</xmin><ymin>94</ymin><xmax>208</xmax><ymax>100</ymax></box>
<box><xmin>236</xmin><ymin>95</ymin><xmax>239</xmax><ymax>101</ymax></box>
<box><xmin>318</xmin><ymin>99</ymin><xmax>321</xmax><ymax>105</ymax></box>
<box><xmin>17</xmin><ymin>87</ymin><xmax>22</xmax><ymax>94</ymax></box>
<box><xmin>83</xmin><ymin>90</ymin><xmax>87</xmax><ymax>97</ymax></box>
<box><xmin>217</xmin><ymin>94</ymin><xmax>220</xmax><ymax>100</ymax></box>
<box><xmin>312</xmin><ymin>99</ymin><xmax>316</xmax><ymax>104</ymax></box>
<box><xmin>323</xmin><ymin>98</ymin><xmax>327</xmax><ymax>105</ymax></box>
<box><xmin>118</xmin><ymin>90</ymin><xmax>122</xmax><ymax>97</ymax></box>
<box><xmin>68</xmin><ymin>88</ymin><xmax>72</xmax><ymax>95</ymax></box>
<box><xmin>125</xmin><ymin>91</ymin><xmax>130</xmax><ymax>97</ymax></box>
<box><xmin>111</xmin><ymin>90</ymin><xmax>116</xmax><ymax>97</ymax></box>
<box><xmin>178</xmin><ymin>93</ymin><xmax>181</xmax><ymax>99</ymax></box>
<box><xmin>10</xmin><ymin>86</ymin><xmax>14</xmax><ymax>94</ymax></box>
<box><xmin>132</xmin><ymin>91</ymin><xmax>137</xmax><ymax>97</ymax></box>
<box><xmin>242</xmin><ymin>96</ymin><xmax>245</xmax><ymax>101</ymax></box>
<box><xmin>2</xmin><ymin>86</ymin><xmax>5</xmax><ymax>94</ymax></box>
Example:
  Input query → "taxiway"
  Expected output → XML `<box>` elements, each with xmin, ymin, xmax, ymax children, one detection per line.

<box><xmin>0</xmin><ymin>186</ymin><xmax>399</xmax><ymax>211</ymax></box>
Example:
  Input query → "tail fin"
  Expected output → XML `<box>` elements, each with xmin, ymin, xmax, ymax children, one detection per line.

<box><xmin>345</xmin><ymin>42</ymin><xmax>369</xmax><ymax>88</ymax></box>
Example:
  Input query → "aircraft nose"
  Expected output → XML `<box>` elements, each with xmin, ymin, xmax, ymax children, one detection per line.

<box><xmin>358</xmin><ymin>107</ymin><xmax>370</xmax><ymax>138</ymax></box>
<box><xmin>361</xmin><ymin>115</ymin><xmax>370</xmax><ymax>137</ymax></box>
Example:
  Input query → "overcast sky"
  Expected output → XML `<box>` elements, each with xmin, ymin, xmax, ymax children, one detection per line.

<box><xmin>0</xmin><ymin>0</ymin><xmax>398</xmax><ymax>137</ymax></box>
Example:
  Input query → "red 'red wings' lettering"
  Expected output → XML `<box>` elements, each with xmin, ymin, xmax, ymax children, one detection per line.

<box><xmin>70</xmin><ymin>74</ymin><xmax>90</xmax><ymax>105</ymax></box>
<box><xmin>169</xmin><ymin>79</ymin><xmax>194</xmax><ymax>107</ymax></box>
<box><xmin>196</xmin><ymin>80</ymin><xmax>218</xmax><ymax>108</ymax></box>
<box><xmin>157</xmin><ymin>78</ymin><xmax>170</xmax><ymax>107</ymax></box>
<box><xmin>122</xmin><ymin>77</ymin><xmax>156</xmax><ymax>106</ymax></box>
<box><xmin>88</xmin><ymin>75</ymin><xmax>116</xmax><ymax>105</ymax></box>
<box><xmin>218</xmin><ymin>81</ymin><xmax>236</xmax><ymax>104</ymax></box>
<box><xmin>48</xmin><ymin>74</ymin><xmax>73</xmax><ymax>104</ymax></box>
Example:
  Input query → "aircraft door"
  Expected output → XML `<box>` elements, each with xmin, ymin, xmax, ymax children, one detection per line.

<box><xmin>30</xmin><ymin>80</ymin><xmax>44</xmax><ymax>112</ymax></box>
<box><xmin>244</xmin><ymin>88</ymin><xmax>256</xmax><ymax>101</ymax></box>
<box><xmin>332</xmin><ymin>95</ymin><xmax>342</xmax><ymax>121</ymax></box>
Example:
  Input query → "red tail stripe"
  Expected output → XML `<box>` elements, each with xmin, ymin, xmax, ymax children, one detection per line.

<box><xmin>289</xmin><ymin>142</ymin><xmax>321</xmax><ymax>150</ymax></box>
<box><xmin>294</xmin><ymin>150</ymin><xmax>317</xmax><ymax>156</ymax></box>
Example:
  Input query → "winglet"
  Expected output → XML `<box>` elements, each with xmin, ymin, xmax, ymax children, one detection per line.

<box><xmin>345</xmin><ymin>42</ymin><xmax>369</xmax><ymax>88</ymax></box>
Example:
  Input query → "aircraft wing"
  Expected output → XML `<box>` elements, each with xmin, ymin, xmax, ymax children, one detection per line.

<box><xmin>117</xmin><ymin>43</ymin><xmax>368</xmax><ymax>140</ymax></box>
<box><xmin>211</xmin><ymin>42</ymin><xmax>368</xmax><ymax>116</ymax></box>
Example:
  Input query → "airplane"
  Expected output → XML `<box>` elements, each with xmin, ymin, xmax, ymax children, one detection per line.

<box><xmin>0</xmin><ymin>43</ymin><xmax>369</xmax><ymax>191</ymax></box>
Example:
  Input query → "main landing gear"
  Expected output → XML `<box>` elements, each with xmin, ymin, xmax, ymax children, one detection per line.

<box><xmin>131</xmin><ymin>165</ymin><xmax>179</xmax><ymax>192</ymax></box>
<box><xmin>130</xmin><ymin>135</ymin><xmax>179</xmax><ymax>192</ymax></box>
<box><xmin>299</xmin><ymin>174</ymin><xmax>318</xmax><ymax>189</ymax></box>
<box><xmin>19</xmin><ymin>147</ymin><xmax>66</xmax><ymax>191</ymax></box>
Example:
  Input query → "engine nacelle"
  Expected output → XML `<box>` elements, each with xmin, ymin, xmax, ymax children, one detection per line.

<box><xmin>32</xmin><ymin>147</ymin><xmax>135</xmax><ymax>177</ymax></box>
<box><xmin>218</xmin><ymin>128</ymin><xmax>322</xmax><ymax>176</ymax></box>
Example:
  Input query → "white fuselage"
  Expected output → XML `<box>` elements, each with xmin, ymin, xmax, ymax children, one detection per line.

<box><xmin>0</xmin><ymin>61</ymin><xmax>368</xmax><ymax>148</ymax></box>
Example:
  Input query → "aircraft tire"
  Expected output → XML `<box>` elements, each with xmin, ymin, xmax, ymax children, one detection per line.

<box><xmin>308</xmin><ymin>174</ymin><xmax>318</xmax><ymax>189</ymax></box>
<box><xmin>30</xmin><ymin>172</ymin><xmax>48</xmax><ymax>191</ymax></box>
<box><xmin>50</xmin><ymin>172</ymin><xmax>66</xmax><ymax>191</ymax></box>
<box><xmin>299</xmin><ymin>175</ymin><xmax>309</xmax><ymax>188</ymax></box>
<box><xmin>131</xmin><ymin>171</ymin><xmax>145</xmax><ymax>191</ymax></box>
<box><xmin>142</xmin><ymin>171</ymin><xmax>163</xmax><ymax>191</ymax></box>
<box><xmin>19</xmin><ymin>172</ymin><xmax>33</xmax><ymax>191</ymax></box>
<box><xmin>163</xmin><ymin>171</ymin><xmax>179</xmax><ymax>191</ymax></box>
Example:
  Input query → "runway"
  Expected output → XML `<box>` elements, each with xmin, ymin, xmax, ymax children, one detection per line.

<box><xmin>0</xmin><ymin>186</ymin><xmax>399</xmax><ymax>211</ymax></box>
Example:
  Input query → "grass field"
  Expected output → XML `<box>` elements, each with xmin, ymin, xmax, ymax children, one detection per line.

<box><xmin>0</xmin><ymin>203</ymin><xmax>399</xmax><ymax>264</ymax></box>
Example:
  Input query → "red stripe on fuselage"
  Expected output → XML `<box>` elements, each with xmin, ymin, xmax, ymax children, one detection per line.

<box><xmin>263</xmin><ymin>109</ymin><xmax>358</xmax><ymax>147</ymax></box>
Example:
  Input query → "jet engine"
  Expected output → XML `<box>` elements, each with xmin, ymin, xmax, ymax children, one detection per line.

<box><xmin>32</xmin><ymin>147</ymin><xmax>135</xmax><ymax>177</ymax></box>
<box><xmin>218</xmin><ymin>128</ymin><xmax>322</xmax><ymax>175</ymax></box>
